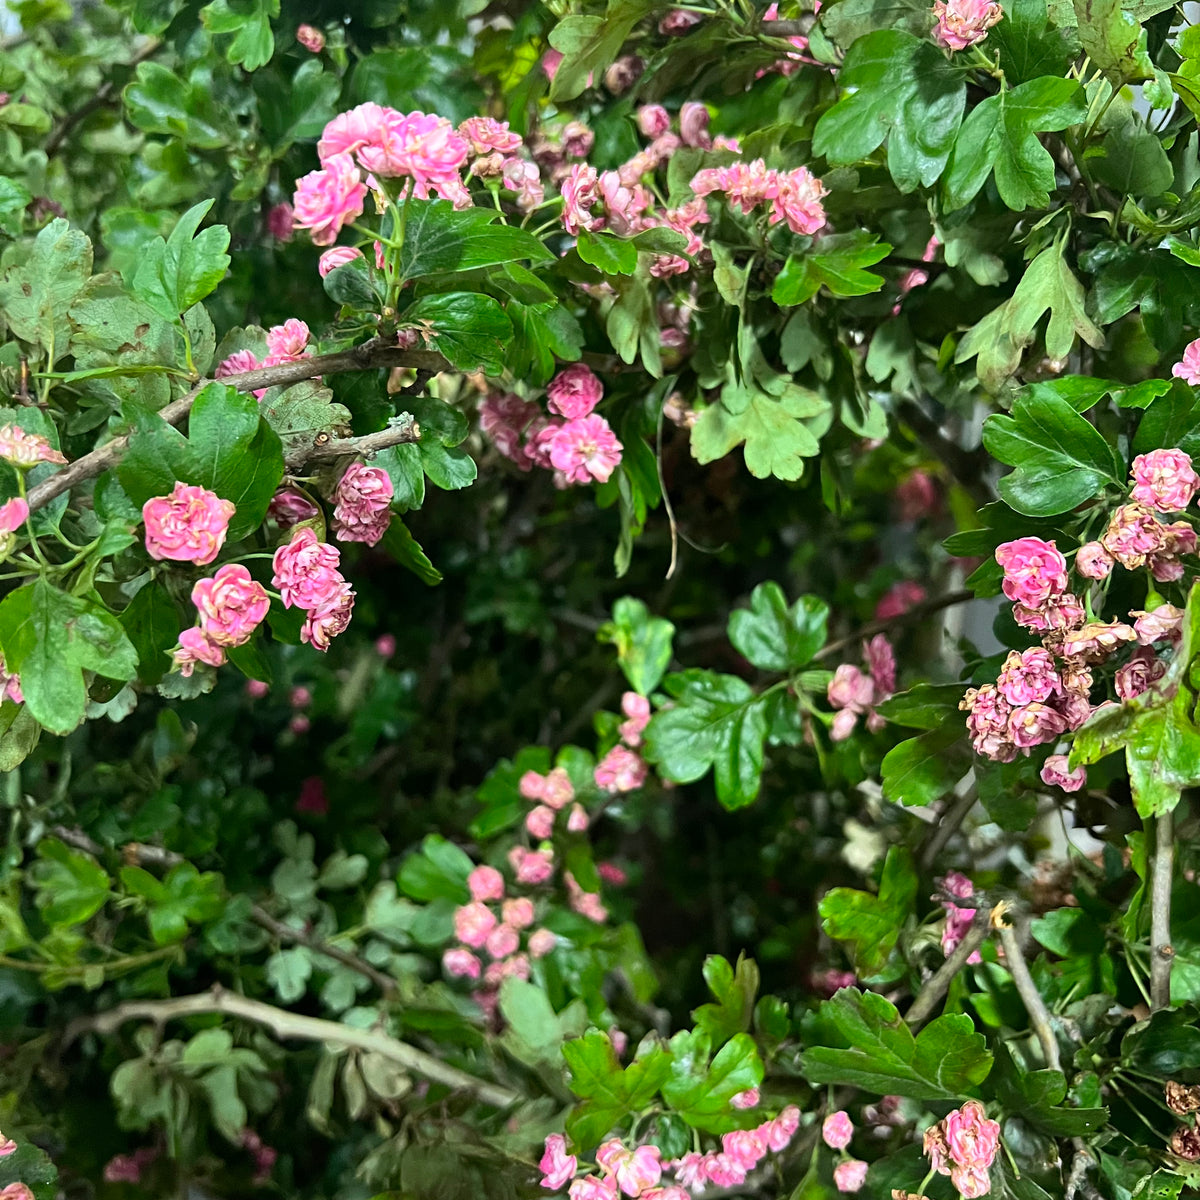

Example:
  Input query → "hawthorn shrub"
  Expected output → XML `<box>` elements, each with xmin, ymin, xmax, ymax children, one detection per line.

<box><xmin>2</xmin><ymin>0</ymin><xmax>1200</xmax><ymax>1198</ymax></box>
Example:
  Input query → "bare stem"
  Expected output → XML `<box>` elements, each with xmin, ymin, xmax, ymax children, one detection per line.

<box><xmin>1151</xmin><ymin>809</ymin><xmax>1175</xmax><ymax>1011</ymax></box>
<box><xmin>918</xmin><ymin>786</ymin><xmax>978</xmax><ymax>872</ymax></box>
<box><xmin>997</xmin><ymin>912</ymin><xmax>1061</xmax><ymax>1072</ymax></box>
<box><xmin>906</xmin><ymin>905</ymin><xmax>992</xmax><ymax>1029</ymax></box>
<box><xmin>815</xmin><ymin>588</ymin><xmax>974</xmax><ymax>662</ymax></box>
<box><xmin>64</xmin><ymin>986</ymin><xmax>518</xmax><ymax>1108</ymax></box>
<box><xmin>28</xmin><ymin>339</ymin><xmax>447</xmax><ymax>513</ymax></box>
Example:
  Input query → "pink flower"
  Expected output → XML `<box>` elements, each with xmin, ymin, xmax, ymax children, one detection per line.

<box><xmin>296</xmin><ymin>23</ymin><xmax>325</xmax><ymax>52</ymax></box>
<box><xmin>486</xmin><ymin>922</ymin><xmax>520</xmax><ymax>960</ymax></box>
<box><xmin>932</xmin><ymin>0</ymin><xmax>1003</xmax><ymax>49</ymax></box>
<box><xmin>561</xmin><ymin>164</ymin><xmax>602</xmax><ymax>236</ymax></box>
<box><xmin>502</xmin><ymin>897</ymin><xmax>534</xmax><ymax>929</ymax></box>
<box><xmin>763</xmin><ymin>1106</ymin><xmax>801</xmax><ymax>1152</ymax></box>
<box><xmin>619</xmin><ymin>691</ymin><xmax>651</xmax><ymax>746</ymax></box>
<box><xmin>290</xmin><ymin>714</ymin><xmax>310</xmax><ymax>734</ymax></box>
<box><xmin>834</xmin><ymin>1160</ymin><xmax>868</xmax><ymax>1193</ymax></box>
<box><xmin>468</xmin><ymin>864</ymin><xmax>505</xmax><ymax>902</ymax></box>
<box><xmin>1116</xmin><ymin>646</ymin><xmax>1166</xmax><ymax>700</ymax></box>
<box><xmin>961</xmin><ymin>684</ymin><xmax>1015</xmax><ymax>762</ymax></box>
<box><xmin>940</xmin><ymin>871</ymin><xmax>983</xmax><ymax>963</ymax></box>
<box><xmin>570</xmin><ymin>1178</ymin><xmax>618</xmax><ymax>1200</ymax></box>
<box><xmin>460</xmin><ymin>116</ymin><xmax>523</xmax><ymax>156</ymax></box>
<box><xmin>376</xmin><ymin>633</ymin><xmax>396</xmax><ymax>657</ymax></box>
<box><xmin>595</xmin><ymin>745</ymin><xmax>647</xmax><ymax>792</ymax></box>
<box><xmin>1008</xmin><ymin>702</ymin><xmax>1068</xmax><ymax>749</ymax></box>
<box><xmin>547</xmin><ymin>364</ymin><xmax>604</xmax><ymax>419</ymax></box>
<box><xmin>318</xmin><ymin>246</ymin><xmax>364</xmax><ymax>277</ymax></box>
<box><xmin>443</xmin><ymin>947</ymin><xmax>481</xmax><ymax>978</ymax></box>
<box><xmin>864</xmin><ymin>633</ymin><xmax>896</xmax><ymax>698</ymax></box>
<box><xmin>300</xmin><ymin>584</ymin><xmax>355</xmax><ymax>651</ymax></box>
<box><xmin>454</xmin><ymin>901</ymin><xmax>497</xmax><ymax>948</ymax></box>
<box><xmin>822</xmin><ymin>1111</ymin><xmax>854</xmax><ymax>1150</ymax></box>
<box><xmin>874</xmin><ymin>580</ymin><xmax>926</xmax><ymax>620</ymax></box>
<box><xmin>722</xmin><ymin>1130</ymin><xmax>766</xmax><ymax>1171</ymax></box>
<box><xmin>1102</xmin><ymin>503</ymin><xmax>1165</xmax><ymax>569</ymax></box>
<box><xmin>732</xmin><ymin>1088</ymin><xmax>760</xmax><ymax>1110</ymax></box>
<box><xmin>642</xmin><ymin>1190</ymin><xmax>690</xmax><ymax>1200</ymax></box>
<box><xmin>828</xmin><ymin>664</ymin><xmax>873</xmax><ymax>712</ymax></box>
<box><xmin>1013</xmin><ymin>591</ymin><xmax>1085</xmax><ymax>633</ymax></box>
<box><xmin>704</xmin><ymin>1154</ymin><xmax>748</xmax><ymax>1188</ymax></box>
<box><xmin>566</xmin><ymin>872</ymin><xmax>609</xmax><ymax>923</ymax></box>
<box><xmin>357</xmin><ymin>111</ymin><xmax>469</xmax><ymax>195</ymax></box>
<box><xmin>598</xmin><ymin>861</ymin><xmax>627</xmax><ymax>886</ymax></box>
<box><xmin>1133</xmin><ymin>604</ymin><xmax>1185</xmax><ymax>645</ymax></box>
<box><xmin>996</xmin><ymin>648</ymin><xmax>1059</xmax><ymax>706</ymax></box>
<box><xmin>945</xmin><ymin>1101</ymin><xmax>1000</xmax><ymax>1169</ymax></box>
<box><xmin>1075</xmin><ymin>541</ymin><xmax>1113</xmax><ymax>579</ymax></box>
<box><xmin>268</xmin><ymin>488</ymin><xmax>320</xmax><ymax>527</ymax></box>
<box><xmin>191</xmin><ymin>564</ymin><xmax>269</xmax><ymax>647</ymax></box>
<box><xmin>604</xmin><ymin>55</ymin><xmax>644</xmax><ymax>94</ymax></box>
<box><xmin>0</xmin><ymin>497</ymin><xmax>28</xmax><ymax>534</ymax></box>
<box><xmin>541</xmin><ymin>1134</ymin><xmax>578</xmax><ymax>1191</ymax></box>
<box><xmin>1131</xmin><ymin>448</ymin><xmax>1200</xmax><ymax>512</ymax></box>
<box><xmin>174</xmin><ymin>626</ymin><xmax>226</xmax><ymax>675</ymax></box>
<box><xmin>671</xmin><ymin>1154</ymin><xmax>709</xmax><ymax>1189</ymax></box>
<box><xmin>951</xmin><ymin>1164</ymin><xmax>993</xmax><ymax>1198</ymax></box>
<box><xmin>567</xmin><ymin>803</ymin><xmax>589</xmax><ymax>832</ymax></box>
<box><xmin>1040</xmin><ymin>754</ymin><xmax>1086</xmax><ymax>792</ymax></box>
<box><xmin>519</xmin><ymin>770</ymin><xmax>547</xmax><ymax>801</ymax></box>
<box><xmin>549</xmin><ymin>415</ymin><xmax>623</xmax><ymax>484</ymax></box>
<box><xmin>333</xmin><ymin>461</ymin><xmax>393</xmax><ymax>546</ymax></box>
<box><xmin>509</xmin><ymin>846</ymin><xmax>555</xmax><ymax>885</ymax></box>
<box><xmin>272</xmin><ymin>528</ymin><xmax>346</xmax><ymax>610</ymax></box>
<box><xmin>0</xmin><ymin>1135</ymin><xmax>14</xmax><ymax>1158</ymax></box>
<box><xmin>245</xmin><ymin>678</ymin><xmax>269</xmax><ymax>699</ymax></box>
<box><xmin>598</xmin><ymin>1142</ymin><xmax>663</xmax><ymax>1197</ymax></box>
<box><xmin>995</xmin><ymin>537</ymin><xmax>1068</xmax><ymax>608</ymax></box>
<box><xmin>637</xmin><ymin>105</ymin><xmax>671</xmax><ymax>138</ymax></box>
<box><xmin>1173</xmin><ymin>338</ymin><xmax>1200</xmax><ymax>385</ymax></box>
<box><xmin>0</xmin><ymin>424</ymin><xmax>66</xmax><ymax>467</ymax></box>
<box><xmin>542</xmin><ymin>767</ymin><xmax>575</xmax><ymax>809</ymax></box>
<box><xmin>895</xmin><ymin>468</ymin><xmax>939</xmax><ymax>519</ymax></box>
<box><xmin>679</xmin><ymin>102</ymin><xmax>712</xmax><ymax>149</ymax></box>
<box><xmin>293</xmin><ymin>152</ymin><xmax>368</xmax><ymax>246</ymax></box>
<box><xmin>143</xmin><ymin>482</ymin><xmax>235</xmax><ymax>566</ymax></box>
<box><xmin>526</xmin><ymin>804</ymin><xmax>557</xmax><ymax>839</ymax></box>
<box><xmin>501</xmin><ymin>157</ymin><xmax>545</xmax><ymax>211</ymax></box>
<box><xmin>265</xmin><ymin>318</ymin><xmax>310</xmax><ymax>365</ymax></box>
<box><xmin>770</xmin><ymin>166</ymin><xmax>827</xmax><ymax>235</ymax></box>
<box><xmin>528</xmin><ymin>928</ymin><xmax>557</xmax><ymax>957</ymax></box>
<box><xmin>1061</xmin><ymin>619</ymin><xmax>1137</xmax><ymax>661</ymax></box>
<box><xmin>318</xmin><ymin>103</ymin><xmax>390</xmax><ymax>162</ymax></box>
<box><xmin>266</xmin><ymin>201</ymin><xmax>294</xmax><ymax>242</ymax></box>
<box><xmin>216</xmin><ymin>348</ymin><xmax>262</xmax><ymax>378</ymax></box>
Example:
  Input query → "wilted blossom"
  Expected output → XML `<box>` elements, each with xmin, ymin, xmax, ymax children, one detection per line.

<box><xmin>595</xmin><ymin>744</ymin><xmax>648</xmax><ymax>792</ymax></box>
<box><xmin>1131</xmin><ymin>449</ymin><xmax>1200</xmax><ymax>512</ymax></box>
<box><xmin>834</xmin><ymin>1160</ymin><xmax>869</xmax><ymax>1193</ymax></box>
<box><xmin>619</xmin><ymin>691</ymin><xmax>651</xmax><ymax>746</ymax></box>
<box><xmin>561</xmin><ymin>163</ymin><xmax>602</xmax><ymax>235</ymax></box>
<box><xmin>103</xmin><ymin>1147</ymin><xmax>157</xmax><ymax>1184</ymax></box>
<box><xmin>875</xmin><ymin>580</ymin><xmax>927</xmax><ymax>620</ymax></box>
<box><xmin>1172</xmin><ymin>338</ymin><xmax>1200</xmax><ymax>385</ymax></box>
<box><xmin>924</xmin><ymin>1101</ymin><xmax>1000</xmax><ymax>1197</ymax></box>
<box><xmin>296</xmin><ymin>23</ymin><xmax>325</xmax><ymax>52</ymax></box>
<box><xmin>940</xmin><ymin>871</ymin><xmax>982</xmax><ymax>963</ymax></box>
<box><xmin>501</xmin><ymin>156</ymin><xmax>544</xmax><ymax>210</ymax></box>
<box><xmin>604</xmin><ymin>55</ymin><xmax>644</xmax><ymax>94</ymax></box>
<box><xmin>932</xmin><ymin>0</ymin><xmax>1003</xmax><ymax>50</ymax></box>
<box><xmin>0</xmin><ymin>1134</ymin><xmax>14</xmax><ymax>1158</ymax></box>
<box><xmin>0</xmin><ymin>655</ymin><xmax>22</xmax><ymax>705</ymax></box>
<box><xmin>996</xmin><ymin>647</ymin><xmax>1060</xmax><ymax>706</ymax></box>
<box><xmin>1061</xmin><ymin>620</ymin><xmax>1137</xmax><ymax>662</ymax></box>
<box><xmin>301</xmin><ymin>587</ymin><xmax>355</xmax><ymax>651</ymax></box>
<box><xmin>333</xmin><ymin>461</ymin><xmax>393</xmax><ymax>546</ymax></box>
<box><xmin>293</xmin><ymin>151</ymin><xmax>368</xmax><ymax>246</ymax></box>
<box><xmin>0</xmin><ymin>424</ymin><xmax>66</xmax><ymax>468</ymax></box>
<box><xmin>143</xmin><ymin>482</ymin><xmax>234</xmax><ymax>566</ymax></box>
<box><xmin>459</xmin><ymin>116</ymin><xmax>522</xmax><ymax>157</ymax></box>
<box><xmin>1133</xmin><ymin>604</ymin><xmax>1185</xmax><ymax>645</ymax></box>
<box><xmin>548</xmin><ymin>363</ymin><xmax>604</xmax><ymax>419</ymax></box>
<box><xmin>1040</xmin><ymin>754</ymin><xmax>1086</xmax><ymax>792</ymax></box>
<box><xmin>679</xmin><ymin>101</ymin><xmax>712</xmax><ymax>149</ymax></box>
<box><xmin>479</xmin><ymin>392</ymin><xmax>541</xmax><ymax>467</ymax></box>
<box><xmin>541</xmin><ymin>1134</ymin><xmax>578</xmax><ymax>1191</ymax></box>
<box><xmin>468</xmin><ymin>864</ymin><xmax>505</xmax><ymax>902</ymax></box>
<box><xmin>660</xmin><ymin>9</ymin><xmax>703</xmax><ymax>33</ymax></box>
<box><xmin>1115</xmin><ymin>646</ymin><xmax>1166</xmax><ymax>700</ymax></box>
<box><xmin>192</xmin><ymin>564</ymin><xmax>269</xmax><ymax>647</ymax></box>
<box><xmin>961</xmin><ymin>684</ymin><xmax>1014</xmax><ymax>762</ymax></box>
<box><xmin>1101</xmin><ymin>503</ymin><xmax>1167</xmax><ymax>570</ymax></box>
<box><xmin>1076</xmin><ymin>541</ymin><xmax>1114</xmax><ymax>579</ymax></box>
<box><xmin>174</xmin><ymin>626</ymin><xmax>226</xmax><ymax>675</ymax></box>
<box><xmin>1009</xmin><ymin>701</ymin><xmax>1069</xmax><ymax>749</ymax></box>
<box><xmin>823</xmin><ymin>1111</ymin><xmax>854</xmax><ymax>1150</ymax></box>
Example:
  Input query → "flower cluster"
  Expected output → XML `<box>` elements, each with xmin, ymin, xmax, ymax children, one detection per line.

<box><xmin>594</xmin><ymin>694</ymin><xmax>651</xmax><ymax>793</ymax></box>
<box><xmin>479</xmin><ymin>365</ymin><xmax>624</xmax><ymax>487</ymax></box>
<box><xmin>692</xmin><ymin>161</ymin><xmax>827</xmax><ymax>237</ymax></box>
<box><xmin>174</xmin><ymin>564</ymin><xmax>270</xmax><ymax>675</ymax></box>
<box><xmin>272</xmin><ymin>527</ymin><xmax>356</xmax><ymax>651</ymax></box>
<box><xmin>332</xmin><ymin>461</ymin><xmax>393</xmax><ymax>546</ymax></box>
<box><xmin>923</xmin><ymin>1100</ymin><xmax>1001</xmax><ymax>1198</ymax></box>
<box><xmin>143</xmin><ymin>482</ymin><xmax>234</xmax><ymax>567</ymax></box>
<box><xmin>520</xmin><ymin>765</ymin><xmax>588</xmax><ymax>840</ymax></box>
<box><xmin>827</xmin><ymin>634</ymin><xmax>896</xmax><ymax>740</ymax></box>
<box><xmin>931</xmin><ymin>0</ymin><xmax>1003</xmax><ymax>50</ymax></box>
<box><xmin>540</xmin><ymin>1106</ymin><xmax>801</xmax><ymax>1198</ymax></box>
<box><xmin>821</xmin><ymin>1111</ymin><xmax>869</xmax><ymax>1193</ymax></box>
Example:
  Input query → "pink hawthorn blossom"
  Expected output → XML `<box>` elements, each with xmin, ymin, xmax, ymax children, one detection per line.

<box><xmin>570</xmin><ymin>1177</ymin><xmax>618</xmax><ymax>1200</ymax></box>
<box><xmin>454</xmin><ymin>901</ymin><xmax>497</xmax><ymax>949</ymax></box>
<box><xmin>174</xmin><ymin>626</ymin><xmax>226</xmax><ymax>676</ymax></box>
<box><xmin>875</xmin><ymin>580</ymin><xmax>927</xmax><ymax>620</ymax></box>
<box><xmin>293</xmin><ymin>152</ymin><xmax>368</xmax><ymax>246</ymax></box>
<box><xmin>1173</xmin><ymin>338</ymin><xmax>1200</xmax><ymax>385</ymax></box>
<box><xmin>561</xmin><ymin>164</ymin><xmax>602</xmax><ymax>235</ymax></box>
<box><xmin>501</xmin><ymin>157</ymin><xmax>545</xmax><ymax>210</ymax></box>
<box><xmin>296</xmin><ymin>23</ymin><xmax>325</xmax><ymax>52</ymax></box>
<box><xmin>995</xmin><ymin>647</ymin><xmax>1060</xmax><ymax>706</ymax></box>
<box><xmin>763</xmin><ymin>1105</ymin><xmax>801</xmax><ymax>1152</ymax></box>
<box><xmin>770</xmin><ymin>167</ymin><xmax>828</xmax><ymax>235</ymax></box>
<box><xmin>318</xmin><ymin>103</ymin><xmax>389</xmax><ymax>162</ymax></box>
<box><xmin>722</xmin><ymin>1130</ymin><xmax>766</xmax><ymax>1171</ymax></box>
<box><xmin>1131</xmin><ymin>448</ymin><xmax>1200</xmax><ymax>512</ymax></box>
<box><xmin>598</xmin><ymin>1141</ymin><xmax>663</xmax><ymax>1196</ymax></box>
<box><xmin>0</xmin><ymin>497</ymin><xmax>28</xmax><ymax>534</ymax></box>
<box><xmin>0</xmin><ymin>424</ymin><xmax>66</xmax><ymax>467</ymax></box>
<box><xmin>1040</xmin><ymin>754</ymin><xmax>1086</xmax><ymax>792</ymax></box>
<box><xmin>822</xmin><ymin>1111</ymin><xmax>854</xmax><ymax>1150</ymax></box>
<box><xmin>526</xmin><ymin>804</ymin><xmax>556</xmax><ymax>839</ymax></box>
<box><xmin>509</xmin><ymin>845</ymin><xmax>554</xmax><ymax>885</ymax></box>
<box><xmin>318</xmin><ymin>246</ymin><xmax>364</xmax><ymax>277</ymax></box>
<box><xmin>502</xmin><ymin>897</ymin><xmax>534</xmax><ymax>929</ymax></box>
<box><xmin>549</xmin><ymin>415</ymin><xmax>624</xmax><ymax>484</ymax></box>
<box><xmin>1133</xmin><ymin>604</ymin><xmax>1185</xmax><ymax>644</ymax></box>
<box><xmin>547</xmin><ymin>364</ymin><xmax>604</xmax><ymax>419</ymax></box>
<box><xmin>932</xmin><ymin>0</ymin><xmax>1003</xmax><ymax>50</ymax></box>
<box><xmin>567</xmin><ymin>803</ymin><xmax>590</xmax><ymax>832</ymax></box>
<box><xmin>528</xmin><ymin>928</ymin><xmax>557</xmax><ymax>957</ymax></box>
<box><xmin>358</xmin><ymin>111</ymin><xmax>470</xmax><ymax>200</ymax></box>
<box><xmin>619</xmin><ymin>691</ymin><xmax>651</xmax><ymax>746</ymax></box>
<box><xmin>333</xmin><ymin>462</ymin><xmax>394</xmax><ymax>546</ymax></box>
<box><xmin>1116</xmin><ymin>646</ymin><xmax>1166</xmax><ymax>700</ymax></box>
<box><xmin>940</xmin><ymin>871</ymin><xmax>983</xmax><ymax>962</ymax></box>
<box><xmin>191</xmin><ymin>564</ymin><xmax>269</xmax><ymax>647</ymax></box>
<box><xmin>272</xmin><ymin>528</ymin><xmax>346</xmax><ymax>610</ymax></box>
<box><xmin>265</xmin><ymin>319</ymin><xmax>310</xmax><ymax>365</ymax></box>
<box><xmin>143</xmin><ymin>482</ymin><xmax>235</xmax><ymax>566</ymax></box>
<box><xmin>961</xmin><ymin>684</ymin><xmax>1015</xmax><ymax>762</ymax></box>
<box><xmin>459</xmin><ymin>116</ymin><xmax>522</xmax><ymax>156</ymax></box>
<box><xmin>468</xmin><ymin>864</ymin><xmax>505</xmax><ymax>902</ymax></box>
<box><xmin>732</xmin><ymin>1088</ymin><xmax>761</xmax><ymax>1109</ymax></box>
<box><xmin>834</xmin><ymin>1160</ymin><xmax>868</xmax><ymax>1193</ymax></box>
<box><xmin>0</xmin><ymin>1135</ymin><xmax>15</xmax><ymax>1158</ymax></box>
<box><xmin>995</xmin><ymin>537</ymin><xmax>1068</xmax><ymax>608</ymax></box>
<box><xmin>895</xmin><ymin>468</ymin><xmax>939</xmax><ymax>519</ymax></box>
<box><xmin>266</xmin><ymin>201</ymin><xmax>294</xmax><ymax>241</ymax></box>
<box><xmin>637</xmin><ymin>104</ymin><xmax>671</xmax><ymax>138</ymax></box>
<box><xmin>540</xmin><ymin>1134</ymin><xmax>578</xmax><ymax>1191</ymax></box>
<box><xmin>300</xmin><ymin>585</ymin><xmax>355</xmax><ymax>651</ymax></box>
<box><xmin>1076</xmin><ymin>541</ymin><xmax>1114</xmax><ymax>579</ymax></box>
<box><xmin>485</xmin><ymin>922</ymin><xmax>520</xmax><ymax>960</ymax></box>
<box><xmin>679</xmin><ymin>101</ymin><xmax>712</xmax><ymax>149</ymax></box>
<box><xmin>595</xmin><ymin>744</ymin><xmax>647</xmax><ymax>792</ymax></box>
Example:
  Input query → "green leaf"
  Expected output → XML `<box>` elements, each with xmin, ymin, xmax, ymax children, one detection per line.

<box><xmin>0</xmin><ymin>176</ymin><xmax>32</xmax><ymax>238</ymax></box>
<box><xmin>811</xmin><ymin>30</ymin><xmax>966</xmax><ymax>192</ymax></box>
<box><xmin>500</xmin><ymin>977</ymin><xmax>566</xmax><ymax>1063</ymax></box>
<box><xmin>990</xmin><ymin>1041</ymin><xmax>1108</xmax><ymax>1135</ymax></box>
<box><xmin>0</xmin><ymin>218</ymin><xmax>92</xmax><ymax>354</ymax></box>
<box><xmin>124</xmin><ymin>62</ymin><xmax>234</xmax><ymax>149</ymax></box>
<box><xmin>398</xmin><ymin>200</ymin><xmax>554</xmax><ymax>279</ymax></box>
<box><xmin>419</xmin><ymin>439</ymin><xmax>478</xmax><ymax>491</ymax></box>
<box><xmin>599</xmin><ymin>596</ymin><xmax>675</xmax><ymax>695</ymax></box>
<box><xmin>577</xmin><ymin>229</ymin><xmax>639</xmax><ymax>276</ymax></box>
<box><xmin>819</xmin><ymin>0</ymin><xmax>937</xmax><ymax>46</ymax></box>
<box><xmin>819</xmin><ymin>847</ymin><xmax>919</xmax><ymax>974</ymax></box>
<box><xmin>564</xmin><ymin>1029</ymin><xmax>630</xmax><ymax>1147</ymax></box>
<box><xmin>119</xmin><ymin>381</ymin><xmax>285</xmax><ymax>540</ymax></box>
<box><xmin>1073</xmin><ymin>0</ymin><xmax>1154</xmax><ymax>83</ymax></box>
<box><xmin>691</xmin><ymin>384</ymin><xmax>826</xmax><ymax>481</ymax></box>
<box><xmin>981</xmin><ymin>390</ymin><xmax>1122</xmax><ymax>516</ymax></box>
<box><xmin>260</xmin><ymin>381</ymin><xmax>353</xmax><ymax>463</ymax></box>
<box><xmin>876</xmin><ymin>684</ymin><xmax>967</xmax><ymax>730</ymax></box>
<box><xmin>397</xmin><ymin>834</ymin><xmax>472</xmax><ymax>903</ymax></box>
<box><xmin>800</xmin><ymin>988</ymin><xmax>992</xmax><ymax>1099</ymax></box>
<box><xmin>772</xmin><ymin>233</ymin><xmax>892</xmax><ymax>305</ymax></box>
<box><xmin>958</xmin><ymin>241</ymin><xmax>1106</xmax><ymax>390</ymax></box>
<box><xmin>661</xmin><ymin>1030</ymin><xmax>764</xmax><ymax>1133</ymax></box>
<box><xmin>693</xmin><ymin>954</ymin><xmax>760</xmax><ymax>1047</ymax></box>
<box><xmin>131</xmin><ymin>199</ymin><xmax>231</xmax><ymax>320</ymax></box>
<box><xmin>266</xmin><ymin>946</ymin><xmax>313</xmax><ymax>1003</ymax></box>
<box><xmin>323</xmin><ymin>260</ymin><xmax>380</xmax><ymax>309</ymax></box>
<box><xmin>379</xmin><ymin>519</ymin><xmax>443</xmax><ymax>585</ymax></box>
<box><xmin>1086</xmin><ymin>116</ymin><xmax>1173</xmax><ymax>198</ymax></box>
<box><xmin>881</xmin><ymin>724</ymin><xmax>968</xmax><ymax>807</ymax></box>
<box><xmin>120</xmin><ymin>582</ymin><xmax>183</xmax><ymax>686</ymax></box>
<box><xmin>547</xmin><ymin>0</ymin><xmax>654</xmax><ymax>101</ymax></box>
<box><xmin>728</xmin><ymin>584</ymin><xmax>829</xmax><ymax>672</ymax></box>
<box><xmin>201</xmin><ymin>0</ymin><xmax>277</xmax><ymax>70</ymax></box>
<box><xmin>988</xmin><ymin>0</ymin><xmax>1079</xmax><ymax>83</ymax></box>
<box><xmin>943</xmin><ymin>78</ymin><xmax>1086</xmax><ymax>211</ymax></box>
<box><xmin>642</xmin><ymin>670</ymin><xmax>769</xmax><ymax>810</ymax></box>
<box><xmin>404</xmin><ymin>292</ymin><xmax>512</xmax><ymax>375</ymax></box>
<box><xmin>28</xmin><ymin>838</ymin><xmax>111</xmax><ymax>927</ymax></box>
<box><xmin>0</xmin><ymin>580</ymin><xmax>138</xmax><ymax>736</ymax></box>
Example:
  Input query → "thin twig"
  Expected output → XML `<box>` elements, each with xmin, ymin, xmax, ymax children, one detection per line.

<box><xmin>906</xmin><ymin>905</ymin><xmax>992</xmax><ymax>1028</ymax></box>
<box><xmin>1150</xmin><ymin>810</ymin><xmax>1175</xmax><ymax>1011</ymax></box>
<box><xmin>918</xmin><ymin>787</ymin><xmax>978</xmax><ymax>872</ymax></box>
<box><xmin>759</xmin><ymin>17</ymin><xmax>817</xmax><ymax>37</ymax></box>
<box><xmin>64</xmin><ymin>986</ymin><xmax>517</xmax><ymax>1108</ymax></box>
<box><xmin>28</xmin><ymin>339</ymin><xmax>447</xmax><ymax>513</ymax></box>
<box><xmin>815</xmin><ymin>588</ymin><xmax>974</xmax><ymax>662</ymax></box>
<box><xmin>282</xmin><ymin>414</ymin><xmax>420</xmax><ymax>472</ymax></box>
<box><xmin>997</xmin><ymin>911</ymin><xmax>1061</xmax><ymax>1072</ymax></box>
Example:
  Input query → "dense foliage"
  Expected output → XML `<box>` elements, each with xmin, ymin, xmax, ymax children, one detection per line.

<box><xmin>5</xmin><ymin>0</ymin><xmax>1200</xmax><ymax>1198</ymax></box>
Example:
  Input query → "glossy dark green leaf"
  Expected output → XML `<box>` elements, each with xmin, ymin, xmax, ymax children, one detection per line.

<box><xmin>692</xmin><ymin>954</ymin><xmax>760</xmax><ymax>1047</ymax></box>
<box><xmin>576</xmin><ymin>229</ymin><xmax>638</xmax><ymax>277</ymax></box>
<box><xmin>404</xmin><ymin>291</ymin><xmax>512</xmax><ymax>374</ymax></box>
<box><xmin>727</xmin><ymin>583</ymin><xmax>829</xmax><ymax>672</ymax></box>
<box><xmin>818</xmin><ymin>847</ymin><xmax>918</xmax><ymax>974</ymax></box>
<box><xmin>399</xmin><ymin>200</ymin><xmax>554</xmax><ymax>280</ymax></box>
